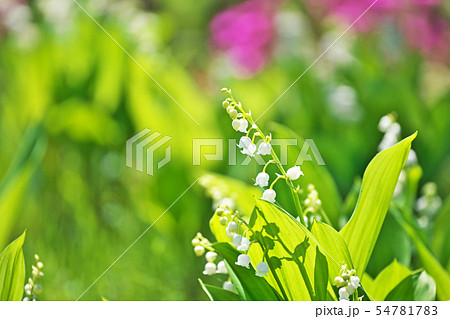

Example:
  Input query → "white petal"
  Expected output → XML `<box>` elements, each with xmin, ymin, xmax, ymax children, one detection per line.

<box><xmin>286</xmin><ymin>166</ymin><xmax>303</xmax><ymax>180</ymax></box>
<box><xmin>254</xmin><ymin>172</ymin><xmax>270</xmax><ymax>187</ymax></box>
<box><xmin>262</xmin><ymin>189</ymin><xmax>276</xmax><ymax>203</ymax></box>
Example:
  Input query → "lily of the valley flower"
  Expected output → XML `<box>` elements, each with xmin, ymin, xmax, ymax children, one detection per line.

<box><xmin>254</xmin><ymin>172</ymin><xmax>269</xmax><ymax>187</ymax></box>
<box><xmin>339</xmin><ymin>287</ymin><xmax>350</xmax><ymax>301</ymax></box>
<box><xmin>349</xmin><ymin>276</ymin><xmax>360</xmax><ymax>290</ymax></box>
<box><xmin>241</xmin><ymin>143</ymin><xmax>256</xmax><ymax>157</ymax></box>
<box><xmin>205</xmin><ymin>251</ymin><xmax>217</xmax><ymax>263</ymax></box>
<box><xmin>235</xmin><ymin>254</ymin><xmax>251</xmax><ymax>268</ymax></box>
<box><xmin>286</xmin><ymin>166</ymin><xmax>304</xmax><ymax>180</ymax></box>
<box><xmin>217</xmin><ymin>261</ymin><xmax>228</xmax><ymax>274</ymax></box>
<box><xmin>203</xmin><ymin>262</ymin><xmax>217</xmax><ymax>275</ymax></box>
<box><xmin>257</xmin><ymin>141</ymin><xmax>271</xmax><ymax>155</ymax></box>
<box><xmin>262</xmin><ymin>189</ymin><xmax>276</xmax><ymax>203</ymax></box>
<box><xmin>232</xmin><ymin>234</ymin><xmax>251</xmax><ymax>252</ymax></box>
<box><xmin>226</xmin><ymin>221</ymin><xmax>238</xmax><ymax>238</ymax></box>
<box><xmin>223</xmin><ymin>281</ymin><xmax>236</xmax><ymax>292</ymax></box>
<box><xmin>255</xmin><ymin>262</ymin><xmax>269</xmax><ymax>277</ymax></box>
<box><xmin>237</xmin><ymin>237</ymin><xmax>251</xmax><ymax>252</ymax></box>
<box><xmin>232</xmin><ymin>118</ymin><xmax>248</xmax><ymax>132</ymax></box>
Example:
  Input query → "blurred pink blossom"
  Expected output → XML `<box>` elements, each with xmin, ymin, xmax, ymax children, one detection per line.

<box><xmin>307</xmin><ymin>0</ymin><xmax>449</xmax><ymax>62</ymax></box>
<box><xmin>210</xmin><ymin>0</ymin><xmax>278</xmax><ymax>75</ymax></box>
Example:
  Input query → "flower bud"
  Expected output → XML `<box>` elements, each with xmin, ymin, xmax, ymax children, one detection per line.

<box><xmin>203</xmin><ymin>262</ymin><xmax>217</xmax><ymax>275</ymax></box>
<box><xmin>228</xmin><ymin>108</ymin><xmax>238</xmax><ymax>119</ymax></box>
<box><xmin>217</xmin><ymin>261</ymin><xmax>228</xmax><ymax>274</ymax></box>
<box><xmin>205</xmin><ymin>251</ymin><xmax>218</xmax><ymax>263</ymax></box>
<box><xmin>191</xmin><ymin>238</ymin><xmax>200</xmax><ymax>246</ymax></box>
<box><xmin>219</xmin><ymin>216</ymin><xmax>228</xmax><ymax>225</ymax></box>
<box><xmin>222</xmin><ymin>101</ymin><xmax>229</xmax><ymax>109</ymax></box>
<box><xmin>194</xmin><ymin>245</ymin><xmax>205</xmax><ymax>257</ymax></box>
<box><xmin>37</xmin><ymin>262</ymin><xmax>44</xmax><ymax>270</ymax></box>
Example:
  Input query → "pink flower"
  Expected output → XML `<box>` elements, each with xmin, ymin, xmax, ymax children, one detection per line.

<box><xmin>210</xmin><ymin>0</ymin><xmax>277</xmax><ymax>75</ymax></box>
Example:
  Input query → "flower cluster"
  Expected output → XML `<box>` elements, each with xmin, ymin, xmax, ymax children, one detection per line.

<box><xmin>301</xmin><ymin>184</ymin><xmax>329</xmax><ymax>227</ymax></box>
<box><xmin>23</xmin><ymin>254</ymin><xmax>44</xmax><ymax>301</ymax></box>
<box><xmin>216</xmin><ymin>204</ymin><xmax>270</xmax><ymax>277</ymax></box>
<box><xmin>416</xmin><ymin>182</ymin><xmax>442</xmax><ymax>229</ymax></box>
<box><xmin>221</xmin><ymin>88</ymin><xmax>305</xmax><ymax>216</ymax></box>
<box><xmin>192</xmin><ymin>230</ymin><xmax>238</xmax><ymax>292</ymax></box>
<box><xmin>333</xmin><ymin>267</ymin><xmax>360</xmax><ymax>301</ymax></box>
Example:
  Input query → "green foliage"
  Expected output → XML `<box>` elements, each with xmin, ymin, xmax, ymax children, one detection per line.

<box><xmin>212</xmin><ymin>242</ymin><xmax>281</xmax><ymax>301</ymax></box>
<box><xmin>198</xmin><ymin>279</ymin><xmax>241</xmax><ymax>301</ymax></box>
<box><xmin>0</xmin><ymin>231</ymin><xmax>26</xmax><ymax>301</ymax></box>
<box><xmin>369</xmin><ymin>260</ymin><xmax>411</xmax><ymax>301</ymax></box>
<box><xmin>340</xmin><ymin>133</ymin><xmax>417</xmax><ymax>278</ymax></box>
<box><xmin>385</xmin><ymin>271</ymin><xmax>436</xmax><ymax>301</ymax></box>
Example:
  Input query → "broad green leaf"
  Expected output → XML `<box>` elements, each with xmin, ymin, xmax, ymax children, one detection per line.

<box><xmin>271</xmin><ymin>124</ymin><xmax>343</xmax><ymax>227</ymax></box>
<box><xmin>198</xmin><ymin>279</ymin><xmax>241</xmax><ymax>301</ymax></box>
<box><xmin>385</xmin><ymin>271</ymin><xmax>436</xmax><ymax>301</ymax></box>
<box><xmin>310</xmin><ymin>220</ymin><xmax>354</xmax><ymax>282</ymax></box>
<box><xmin>369</xmin><ymin>260</ymin><xmax>411</xmax><ymax>301</ymax></box>
<box><xmin>248</xmin><ymin>199</ymin><xmax>337</xmax><ymax>300</ymax></box>
<box><xmin>0</xmin><ymin>231</ymin><xmax>26</xmax><ymax>301</ymax></box>
<box><xmin>212</xmin><ymin>242</ymin><xmax>281</xmax><ymax>301</ymax></box>
<box><xmin>391</xmin><ymin>208</ymin><xmax>450</xmax><ymax>300</ymax></box>
<box><xmin>340</xmin><ymin>133</ymin><xmax>417</xmax><ymax>278</ymax></box>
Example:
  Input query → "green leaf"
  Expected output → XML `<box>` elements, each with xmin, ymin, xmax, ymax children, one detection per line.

<box><xmin>0</xmin><ymin>231</ymin><xmax>26</xmax><ymax>301</ymax></box>
<box><xmin>198</xmin><ymin>279</ymin><xmax>241</xmax><ymax>301</ymax></box>
<box><xmin>310</xmin><ymin>220</ymin><xmax>354</xmax><ymax>282</ymax></box>
<box><xmin>248</xmin><ymin>199</ymin><xmax>337</xmax><ymax>300</ymax></box>
<box><xmin>314</xmin><ymin>247</ymin><xmax>328</xmax><ymax>301</ymax></box>
<box><xmin>212</xmin><ymin>242</ymin><xmax>281</xmax><ymax>301</ymax></box>
<box><xmin>385</xmin><ymin>271</ymin><xmax>436</xmax><ymax>301</ymax></box>
<box><xmin>369</xmin><ymin>260</ymin><xmax>411</xmax><ymax>301</ymax></box>
<box><xmin>391</xmin><ymin>208</ymin><xmax>450</xmax><ymax>300</ymax></box>
<box><xmin>340</xmin><ymin>133</ymin><xmax>417</xmax><ymax>278</ymax></box>
<box><xmin>366</xmin><ymin>213</ymin><xmax>411</xmax><ymax>276</ymax></box>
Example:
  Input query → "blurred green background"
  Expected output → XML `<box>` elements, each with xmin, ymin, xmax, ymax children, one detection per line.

<box><xmin>0</xmin><ymin>0</ymin><xmax>449</xmax><ymax>300</ymax></box>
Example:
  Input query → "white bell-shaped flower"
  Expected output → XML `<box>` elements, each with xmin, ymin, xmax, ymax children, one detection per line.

<box><xmin>232</xmin><ymin>119</ymin><xmax>241</xmax><ymax>131</ymax></box>
<box><xmin>262</xmin><ymin>189</ymin><xmax>276</xmax><ymax>203</ymax></box>
<box><xmin>226</xmin><ymin>221</ymin><xmax>238</xmax><ymax>238</ymax></box>
<box><xmin>203</xmin><ymin>262</ymin><xmax>217</xmax><ymax>275</ymax></box>
<box><xmin>237</xmin><ymin>119</ymin><xmax>248</xmax><ymax>132</ymax></box>
<box><xmin>238</xmin><ymin>136</ymin><xmax>252</xmax><ymax>149</ymax></box>
<box><xmin>235</xmin><ymin>254</ymin><xmax>251</xmax><ymax>268</ymax></box>
<box><xmin>223</xmin><ymin>281</ymin><xmax>236</xmax><ymax>292</ymax></box>
<box><xmin>194</xmin><ymin>245</ymin><xmax>205</xmax><ymax>256</ymax></box>
<box><xmin>378</xmin><ymin>115</ymin><xmax>393</xmax><ymax>132</ymax></box>
<box><xmin>217</xmin><ymin>261</ymin><xmax>228</xmax><ymax>274</ymax></box>
<box><xmin>286</xmin><ymin>166</ymin><xmax>304</xmax><ymax>180</ymax></box>
<box><xmin>257</xmin><ymin>141</ymin><xmax>271</xmax><ymax>155</ymax></box>
<box><xmin>254</xmin><ymin>172</ymin><xmax>270</xmax><ymax>187</ymax></box>
<box><xmin>223</xmin><ymin>281</ymin><xmax>235</xmax><ymax>292</ymax></box>
<box><xmin>255</xmin><ymin>262</ymin><xmax>269</xmax><ymax>277</ymax></box>
<box><xmin>349</xmin><ymin>276</ymin><xmax>360</xmax><ymax>290</ymax></box>
<box><xmin>205</xmin><ymin>251</ymin><xmax>218</xmax><ymax>263</ymax></box>
<box><xmin>232</xmin><ymin>234</ymin><xmax>243</xmax><ymax>247</ymax></box>
<box><xmin>345</xmin><ymin>284</ymin><xmax>355</xmax><ymax>295</ymax></box>
<box><xmin>237</xmin><ymin>237</ymin><xmax>251</xmax><ymax>252</ymax></box>
<box><xmin>241</xmin><ymin>143</ymin><xmax>256</xmax><ymax>157</ymax></box>
<box><xmin>334</xmin><ymin>276</ymin><xmax>345</xmax><ymax>287</ymax></box>
<box><xmin>339</xmin><ymin>287</ymin><xmax>350</xmax><ymax>301</ymax></box>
